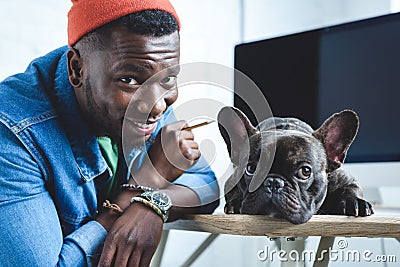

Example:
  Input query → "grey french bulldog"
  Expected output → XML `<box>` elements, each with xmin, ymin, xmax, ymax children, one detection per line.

<box><xmin>217</xmin><ymin>106</ymin><xmax>373</xmax><ymax>224</ymax></box>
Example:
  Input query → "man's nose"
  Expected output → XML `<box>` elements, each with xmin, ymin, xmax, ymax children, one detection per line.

<box><xmin>135</xmin><ymin>84</ymin><xmax>168</xmax><ymax>118</ymax></box>
<box><xmin>149</xmin><ymin>96</ymin><xmax>167</xmax><ymax>118</ymax></box>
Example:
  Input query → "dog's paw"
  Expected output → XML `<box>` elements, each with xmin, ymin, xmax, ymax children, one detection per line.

<box><xmin>318</xmin><ymin>196</ymin><xmax>374</xmax><ymax>217</ymax></box>
<box><xmin>339</xmin><ymin>197</ymin><xmax>374</xmax><ymax>217</ymax></box>
<box><xmin>224</xmin><ymin>201</ymin><xmax>241</xmax><ymax>214</ymax></box>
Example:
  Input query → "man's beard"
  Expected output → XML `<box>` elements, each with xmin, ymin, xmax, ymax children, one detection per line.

<box><xmin>84</xmin><ymin>81</ymin><xmax>121</xmax><ymax>143</ymax></box>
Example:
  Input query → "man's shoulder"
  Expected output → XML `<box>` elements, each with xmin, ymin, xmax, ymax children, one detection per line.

<box><xmin>0</xmin><ymin>46</ymin><xmax>69</xmax><ymax>126</ymax></box>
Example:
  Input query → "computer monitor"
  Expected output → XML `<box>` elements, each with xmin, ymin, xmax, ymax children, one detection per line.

<box><xmin>234</xmin><ymin>12</ymin><xmax>400</xmax><ymax>163</ymax></box>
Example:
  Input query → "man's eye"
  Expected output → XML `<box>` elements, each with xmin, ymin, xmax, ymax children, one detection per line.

<box><xmin>160</xmin><ymin>76</ymin><xmax>177</xmax><ymax>87</ymax></box>
<box><xmin>120</xmin><ymin>77</ymin><xmax>139</xmax><ymax>85</ymax></box>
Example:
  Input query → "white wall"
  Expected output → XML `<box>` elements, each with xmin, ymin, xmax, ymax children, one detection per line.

<box><xmin>1</xmin><ymin>1</ymin><xmax>400</xmax><ymax>267</ymax></box>
<box><xmin>0</xmin><ymin>1</ymin><xmax>70</xmax><ymax>80</ymax></box>
<box><xmin>242</xmin><ymin>0</ymin><xmax>392</xmax><ymax>43</ymax></box>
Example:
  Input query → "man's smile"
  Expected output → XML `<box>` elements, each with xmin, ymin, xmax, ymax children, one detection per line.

<box><xmin>128</xmin><ymin>119</ymin><xmax>159</xmax><ymax>136</ymax></box>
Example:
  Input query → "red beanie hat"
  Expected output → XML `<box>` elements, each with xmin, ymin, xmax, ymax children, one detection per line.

<box><xmin>67</xmin><ymin>0</ymin><xmax>181</xmax><ymax>47</ymax></box>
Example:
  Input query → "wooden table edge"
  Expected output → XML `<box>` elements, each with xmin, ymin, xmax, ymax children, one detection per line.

<box><xmin>164</xmin><ymin>214</ymin><xmax>400</xmax><ymax>238</ymax></box>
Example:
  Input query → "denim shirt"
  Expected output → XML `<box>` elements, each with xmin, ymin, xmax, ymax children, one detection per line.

<box><xmin>0</xmin><ymin>46</ymin><xmax>219</xmax><ymax>267</ymax></box>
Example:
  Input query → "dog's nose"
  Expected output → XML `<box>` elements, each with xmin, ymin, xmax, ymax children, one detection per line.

<box><xmin>264</xmin><ymin>177</ymin><xmax>285</xmax><ymax>193</ymax></box>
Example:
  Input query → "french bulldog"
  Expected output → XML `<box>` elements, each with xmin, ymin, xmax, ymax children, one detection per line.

<box><xmin>217</xmin><ymin>106</ymin><xmax>373</xmax><ymax>224</ymax></box>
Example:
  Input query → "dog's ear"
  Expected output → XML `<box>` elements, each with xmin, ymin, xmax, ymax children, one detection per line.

<box><xmin>313</xmin><ymin>110</ymin><xmax>359</xmax><ymax>172</ymax></box>
<box><xmin>217</xmin><ymin>106</ymin><xmax>258</xmax><ymax>165</ymax></box>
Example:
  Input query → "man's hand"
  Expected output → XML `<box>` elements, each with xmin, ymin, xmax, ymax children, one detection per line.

<box><xmin>98</xmin><ymin>202</ymin><xmax>163</xmax><ymax>267</ymax></box>
<box><xmin>135</xmin><ymin>121</ymin><xmax>201</xmax><ymax>188</ymax></box>
<box><xmin>97</xmin><ymin>121</ymin><xmax>204</xmax><ymax>266</ymax></box>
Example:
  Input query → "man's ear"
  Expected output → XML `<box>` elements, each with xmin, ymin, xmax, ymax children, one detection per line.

<box><xmin>313</xmin><ymin>110</ymin><xmax>359</xmax><ymax>172</ymax></box>
<box><xmin>67</xmin><ymin>48</ymin><xmax>83</xmax><ymax>88</ymax></box>
<box><xmin>217</xmin><ymin>106</ymin><xmax>258</xmax><ymax>165</ymax></box>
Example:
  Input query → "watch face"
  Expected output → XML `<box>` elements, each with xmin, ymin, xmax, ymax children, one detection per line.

<box><xmin>150</xmin><ymin>191</ymin><xmax>172</xmax><ymax>210</ymax></box>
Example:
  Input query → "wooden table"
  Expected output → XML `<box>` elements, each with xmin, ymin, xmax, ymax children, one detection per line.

<box><xmin>152</xmin><ymin>213</ymin><xmax>400</xmax><ymax>267</ymax></box>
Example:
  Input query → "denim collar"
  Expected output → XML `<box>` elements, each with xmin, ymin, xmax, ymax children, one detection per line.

<box><xmin>53</xmin><ymin>46</ymin><xmax>109</xmax><ymax>182</ymax></box>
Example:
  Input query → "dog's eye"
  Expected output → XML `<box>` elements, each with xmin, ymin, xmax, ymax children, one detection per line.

<box><xmin>297</xmin><ymin>165</ymin><xmax>312</xmax><ymax>179</ymax></box>
<box><xmin>245</xmin><ymin>163</ymin><xmax>257</xmax><ymax>176</ymax></box>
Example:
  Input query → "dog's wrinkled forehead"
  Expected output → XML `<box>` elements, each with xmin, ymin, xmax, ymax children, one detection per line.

<box><xmin>249</xmin><ymin>118</ymin><xmax>327</xmax><ymax>169</ymax></box>
<box><xmin>249</xmin><ymin>116</ymin><xmax>315</xmax><ymax>158</ymax></box>
<box><xmin>274</xmin><ymin>133</ymin><xmax>326</xmax><ymax>163</ymax></box>
<box><xmin>250</xmin><ymin>130</ymin><xmax>325</xmax><ymax>160</ymax></box>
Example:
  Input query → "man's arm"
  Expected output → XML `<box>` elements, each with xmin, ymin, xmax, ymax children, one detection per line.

<box><xmin>96</xmin><ymin>181</ymin><xmax>217</xmax><ymax>267</ymax></box>
<box><xmin>0</xmin><ymin>122</ymin><xmax>106</xmax><ymax>267</ymax></box>
<box><xmin>95</xmin><ymin>184</ymin><xmax>202</xmax><ymax>267</ymax></box>
<box><xmin>97</xmin><ymin>120</ymin><xmax>220</xmax><ymax>266</ymax></box>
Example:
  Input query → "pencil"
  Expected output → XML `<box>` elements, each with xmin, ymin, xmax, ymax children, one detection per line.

<box><xmin>182</xmin><ymin>120</ymin><xmax>215</xmax><ymax>131</ymax></box>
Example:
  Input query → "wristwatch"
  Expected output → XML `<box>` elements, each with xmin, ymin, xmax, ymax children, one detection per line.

<box><xmin>138</xmin><ymin>191</ymin><xmax>172</xmax><ymax>219</ymax></box>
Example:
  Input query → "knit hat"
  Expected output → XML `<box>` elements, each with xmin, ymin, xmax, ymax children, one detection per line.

<box><xmin>67</xmin><ymin>0</ymin><xmax>181</xmax><ymax>47</ymax></box>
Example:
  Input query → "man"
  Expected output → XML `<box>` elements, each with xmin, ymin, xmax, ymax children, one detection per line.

<box><xmin>0</xmin><ymin>1</ymin><xmax>219</xmax><ymax>266</ymax></box>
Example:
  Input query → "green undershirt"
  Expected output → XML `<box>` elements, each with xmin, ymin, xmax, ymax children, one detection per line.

<box><xmin>97</xmin><ymin>136</ymin><xmax>119</xmax><ymax>198</ymax></box>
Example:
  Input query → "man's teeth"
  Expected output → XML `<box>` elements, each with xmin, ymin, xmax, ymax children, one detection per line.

<box><xmin>133</xmin><ymin>121</ymin><xmax>154</xmax><ymax>129</ymax></box>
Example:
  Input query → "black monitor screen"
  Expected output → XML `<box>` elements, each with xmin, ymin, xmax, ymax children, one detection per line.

<box><xmin>234</xmin><ymin>12</ymin><xmax>400</xmax><ymax>163</ymax></box>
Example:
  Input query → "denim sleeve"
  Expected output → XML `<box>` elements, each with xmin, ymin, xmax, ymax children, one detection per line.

<box><xmin>173</xmin><ymin>155</ymin><xmax>220</xmax><ymax>213</ymax></box>
<box><xmin>0</xmin><ymin>123</ymin><xmax>106</xmax><ymax>267</ymax></box>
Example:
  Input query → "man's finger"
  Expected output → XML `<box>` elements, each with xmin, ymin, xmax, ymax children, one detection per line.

<box><xmin>179</xmin><ymin>129</ymin><xmax>195</xmax><ymax>140</ymax></box>
<box><xmin>126</xmin><ymin>250</ymin><xmax>142</xmax><ymax>267</ymax></box>
<box><xmin>113</xmin><ymin>232</ymin><xmax>142</xmax><ymax>267</ymax></box>
<box><xmin>138</xmin><ymin>250</ymin><xmax>154</xmax><ymax>267</ymax></box>
<box><xmin>98</xmin><ymin>237</ymin><xmax>117</xmax><ymax>267</ymax></box>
